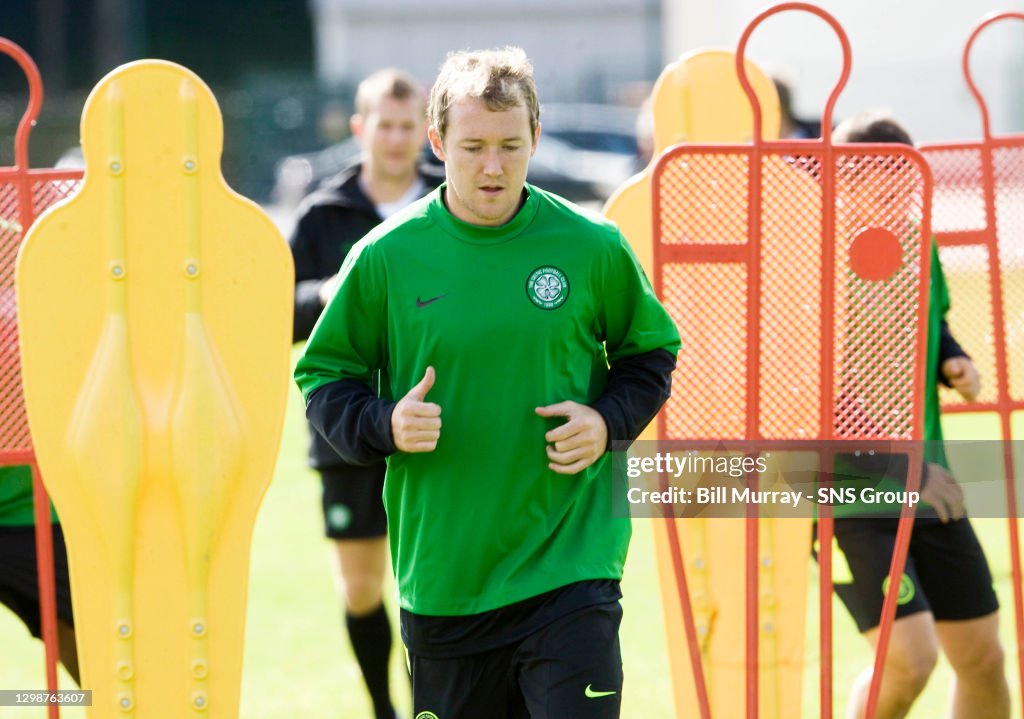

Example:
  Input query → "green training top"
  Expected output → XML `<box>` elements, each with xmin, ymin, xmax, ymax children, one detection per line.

<box><xmin>295</xmin><ymin>184</ymin><xmax>681</xmax><ymax>615</ymax></box>
<box><xmin>924</xmin><ymin>240</ymin><xmax>951</xmax><ymax>447</ymax></box>
<box><xmin>0</xmin><ymin>465</ymin><xmax>57</xmax><ymax>526</ymax></box>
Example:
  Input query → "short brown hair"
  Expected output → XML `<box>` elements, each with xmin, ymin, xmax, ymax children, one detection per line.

<box><xmin>833</xmin><ymin>110</ymin><xmax>914</xmax><ymax>146</ymax></box>
<box><xmin>354</xmin><ymin>68</ymin><xmax>425</xmax><ymax>117</ymax></box>
<box><xmin>428</xmin><ymin>47</ymin><xmax>540</xmax><ymax>141</ymax></box>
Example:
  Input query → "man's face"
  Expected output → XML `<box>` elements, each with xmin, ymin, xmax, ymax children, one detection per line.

<box><xmin>353</xmin><ymin>95</ymin><xmax>426</xmax><ymax>181</ymax></box>
<box><xmin>428</xmin><ymin>97</ymin><xmax>539</xmax><ymax>226</ymax></box>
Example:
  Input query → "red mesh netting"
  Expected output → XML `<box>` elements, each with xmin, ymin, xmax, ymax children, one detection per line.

<box><xmin>654</xmin><ymin>145</ymin><xmax>930</xmax><ymax>442</ymax></box>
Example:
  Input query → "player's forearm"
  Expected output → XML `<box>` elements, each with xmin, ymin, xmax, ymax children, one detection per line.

<box><xmin>306</xmin><ymin>379</ymin><xmax>398</xmax><ymax>465</ymax></box>
<box><xmin>937</xmin><ymin>319</ymin><xmax>968</xmax><ymax>387</ymax></box>
<box><xmin>293</xmin><ymin>279</ymin><xmax>330</xmax><ymax>342</ymax></box>
<box><xmin>589</xmin><ymin>348</ymin><xmax>676</xmax><ymax>450</ymax></box>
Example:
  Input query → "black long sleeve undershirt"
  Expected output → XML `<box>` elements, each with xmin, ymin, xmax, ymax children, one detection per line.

<box><xmin>589</xmin><ymin>348</ymin><xmax>676</xmax><ymax>450</ymax></box>
<box><xmin>937</xmin><ymin>319</ymin><xmax>968</xmax><ymax>386</ymax></box>
<box><xmin>306</xmin><ymin>379</ymin><xmax>398</xmax><ymax>466</ymax></box>
<box><xmin>305</xmin><ymin>347</ymin><xmax>677</xmax><ymax>466</ymax></box>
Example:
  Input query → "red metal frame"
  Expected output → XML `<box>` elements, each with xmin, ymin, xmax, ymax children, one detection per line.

<box><xmin>652</xmin><ymin>4</ymin><xmax>930</xmax><ymax>717</ymax></box>
<box><xmin>662</xmin><ymin>501</ymin><xmax>713</xmax><ymax>719</ymax></box>
<box><xmin>918</xmin><ymin>12</ymin><xmax>1024</xmax><ymax>717</ymax></box>
<box><xmin>0</xmin><ymin>38</ymin><xmax>83</xmax><ymax>719</ymax></box>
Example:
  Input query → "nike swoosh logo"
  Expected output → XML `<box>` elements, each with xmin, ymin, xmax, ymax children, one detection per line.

<box><xmin>416</xmin><ymin>293</ymin><xmax>448</xmax><ymax>308</ymax></box>
<box><xmin>584</xmin><ymin>684</ymin><xmax>617</xmax><ymax>699</ymax></box>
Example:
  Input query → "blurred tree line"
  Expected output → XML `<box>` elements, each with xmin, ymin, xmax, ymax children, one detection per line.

<box><xmin>0</xmin><ymin>0</ymin><xmax>343</xmax><ymax>201</ymax></box>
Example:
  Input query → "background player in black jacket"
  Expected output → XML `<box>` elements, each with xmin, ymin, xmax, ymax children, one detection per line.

<box><xmin>288</xmin><ymin>68</ymin><xmax>439</xmax><ymax>719</ymax></box>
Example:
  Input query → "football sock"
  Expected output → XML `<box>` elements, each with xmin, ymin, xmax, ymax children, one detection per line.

<box><xmin>346</xmin><ymin>603</ymin><xmax>396</xmax><ymax>719</ymax></box>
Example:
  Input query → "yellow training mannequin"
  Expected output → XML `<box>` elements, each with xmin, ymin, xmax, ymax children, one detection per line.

<box><xmin>17</xmin><ymin>61</ymin><xmax>292</xmax><ymax>718</ymax></box>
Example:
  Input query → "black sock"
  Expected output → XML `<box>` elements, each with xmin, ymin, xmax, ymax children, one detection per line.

<box><xmin>346</xmin><ymin>603</ymin><xmax>395</xmax><ymax>719</ymax></box>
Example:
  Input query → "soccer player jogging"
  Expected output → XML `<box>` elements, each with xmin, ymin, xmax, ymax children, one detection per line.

<box><xmin>831</xmin><ymin>112</ymin><xmax>1008</xmax><ymax>719</ymax></box>
<box><xmin>295</xmin><ymin>47</ymin><xmax>680</xmax><ymax>718</ymax></box>
<box><xmin>289</xmin><ymin>69</ymin><xmax>440</xmax><ymax>719</ymax></box>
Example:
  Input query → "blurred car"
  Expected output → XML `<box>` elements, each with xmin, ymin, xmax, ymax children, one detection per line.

<box><xmin>272</xmin><ymin>133</ymin><xmax>609</xmax><ymax>211</ymax></box>
<box><xmin>539</xmin><ymin>103</ymin><xmax>642</xmax><ymax>194</ymax></box>
<box><xmin>540</xmin><ymin>103</ymin><xmax>639</xmax><ymax>154</ymax></box>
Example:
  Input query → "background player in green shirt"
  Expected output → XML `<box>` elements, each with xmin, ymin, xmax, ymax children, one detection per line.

<box><xmin>0</xmin><ymin>466</ymin><xmax>78</xmax><ymax>683</ymax></box>
<box><xmin>295</xmin><ymin>46</ymin><xmax>680</xmax><ymax>718</ymax></box>
<box><xmin>831</xmin><ymin>112</ymin><xmax>1008</xmax><ymax>719</ymax></box>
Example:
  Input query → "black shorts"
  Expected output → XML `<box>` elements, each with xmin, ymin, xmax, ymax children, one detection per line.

<box><xmin>410</xmin><ymin>601</ymin><xmax>623</xmax><ymax>719</ymax></box>
<box><xmin>320</xmin><ymin>463</ymin><xmax>387</xmax><ymax>540</ymax></box>
<box><xmin>0</xmin><ymin>524</ymin><xmax>74</xmax><ymax>636</ymax></box>
<box><xmin>831</xmin><ymin>517</ymin><xmax>999</xmax><ymax>633</ymax></box>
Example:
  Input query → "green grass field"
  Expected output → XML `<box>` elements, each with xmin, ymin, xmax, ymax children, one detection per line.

<box><xmin>0</xmin><ymin>376</ymin><xmax>1020</xmax><ymax>718</ymax></box>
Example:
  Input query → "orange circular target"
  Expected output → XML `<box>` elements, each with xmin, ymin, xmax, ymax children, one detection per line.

<box><xmin>849</xmin><ymin>226</ymin><xmax>903</xmax><ymax>281</ymax></box>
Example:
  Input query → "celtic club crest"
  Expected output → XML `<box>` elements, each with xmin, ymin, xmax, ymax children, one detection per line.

<box><xmin>526</xmin><ymin>266</ymin><xmax>569</xmax><ymax>310</ymax></box>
